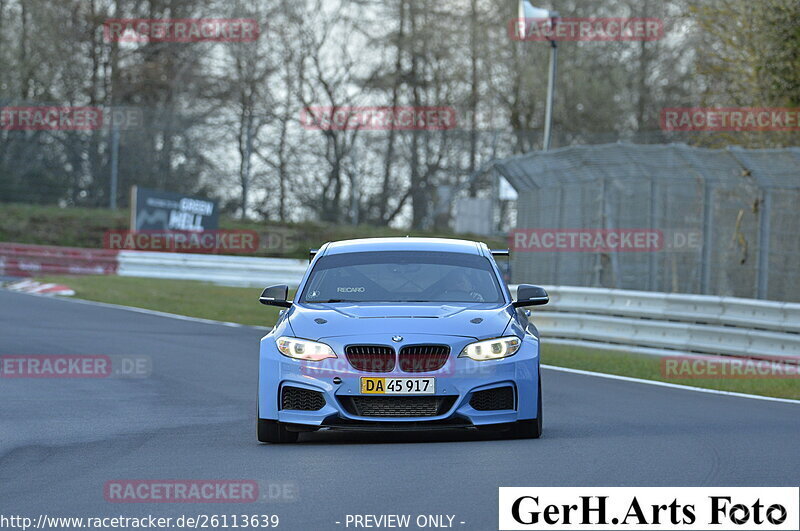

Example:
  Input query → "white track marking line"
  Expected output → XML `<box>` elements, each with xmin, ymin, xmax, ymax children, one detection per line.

<box><xmin>9</xmin><ymin>289</ymin><xmax>270</xmax><ymax>330</ymax></box>
<box><xmin>542</xmin><ymin>364</ymin><xmax>800</xmax><ymax>405</ymax></box>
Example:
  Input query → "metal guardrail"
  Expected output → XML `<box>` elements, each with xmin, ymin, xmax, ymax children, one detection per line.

<box><xmin>0</xmin><ymin>243</ymin><xmax>309</xmax><ymax>287</ymax></box>
<box><xmin>117</xmin><ymin>251</ymin><xmax>308</xmax><ymax>287</ymax></box>
<box><xmin>517</xmin><ymin>285</ymin><xmax>800</xmax><ymax>361</ymax></box>
<box><xmin>0</xmin><ymin>242</ymin><xmax>119</xmax><ymax>276</ymax></box>
<box><xmin>540</xmin><ymin>286</ymin><xmax>800</xmax><ymax>334</ymax></box>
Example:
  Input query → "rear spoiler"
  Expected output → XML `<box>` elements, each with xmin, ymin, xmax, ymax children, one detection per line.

<box><xmin>310</xmin><ymin>247</ymin><xmax>505</xmax><ymax>259</ymax></box>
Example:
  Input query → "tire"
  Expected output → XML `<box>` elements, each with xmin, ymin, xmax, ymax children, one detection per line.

<box><xmin>257</xmin><ymin>418</ymin><xmax>299</xmax><ymax>444</ymax></box>
<box><xmin>512</xmin><ymin>374</ymin><xmax>542</xmax><ymax>439</ymax></box>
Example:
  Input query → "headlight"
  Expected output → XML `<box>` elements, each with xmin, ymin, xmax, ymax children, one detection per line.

<box><xmin>276</xmin><ymin>336</ymin><xmax>337</xmax><ymax>361</ymax></box>
<box><xmin>458</xmin><ymin>336</ymin><xmax>521</xmax><ymax>361</ymax></box>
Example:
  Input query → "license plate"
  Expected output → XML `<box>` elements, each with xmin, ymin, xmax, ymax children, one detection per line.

<box><xmin>360</xmin><ymin>377</ymin><xmax>435</xmax><ymax>395</ymax></box>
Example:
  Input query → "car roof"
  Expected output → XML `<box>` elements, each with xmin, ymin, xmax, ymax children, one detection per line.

<box><xmin>322</xmin><ymin>237</ymin><xmax>485</xmax><ymax>256</ymax></box>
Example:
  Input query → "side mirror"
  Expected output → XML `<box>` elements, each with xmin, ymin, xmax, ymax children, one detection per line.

<box><xmin>513</xmin><ymin>284</ymin><xmax>549</xmax><ymax>307</ymax></box>
<box><xmin>259</xmin><ymin>285</ymin><xmax>292</xmax><ymax>308</ymax></box>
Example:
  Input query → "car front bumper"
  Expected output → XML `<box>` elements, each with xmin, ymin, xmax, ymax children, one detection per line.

<box><xmin>258</xmin><ymin>333</ymin><xmax>540</xmax><ymax>429</ymax></box>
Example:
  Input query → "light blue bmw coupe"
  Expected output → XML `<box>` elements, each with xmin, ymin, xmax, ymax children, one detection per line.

<box><xmin>256</xmin><ymin>237</ymin><xmax>548</xmax><ymax>443</ymax></box>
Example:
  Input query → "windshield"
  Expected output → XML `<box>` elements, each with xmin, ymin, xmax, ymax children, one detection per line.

<box><xmin>300</xmin><ymin>251</ymin><xmax>504</xmax><ymax>304</ymax></box>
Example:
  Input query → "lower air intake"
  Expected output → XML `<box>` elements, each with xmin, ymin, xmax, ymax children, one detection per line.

<box><xmin>469</xmin><ymin>386</ymin><xmax>515</xmax><ymax>411</ymax></box>
<box><xmin>281</xmin><ymin>386</ymin><xmax>326</xmax><ymax>411</ymax></box>
<box><xmin>340</xmin><ymin>396</ymin><xmax>457</xmax><ymax>417</ymax></box>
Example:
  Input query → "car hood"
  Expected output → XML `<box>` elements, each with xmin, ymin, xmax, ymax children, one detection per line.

<box><xmin>287</xmin><ymin>302</ymin><xmax>514</xmax><ymax>341</ymax></box>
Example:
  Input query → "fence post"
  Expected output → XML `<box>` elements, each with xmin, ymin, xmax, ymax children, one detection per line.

<box><xmin>109</xmin><ymin>120</ymin><xmax>120</xmax><ymax>210</ymax></box>
<box><xmin>700</xmin><ymin>182</ymin><xmax>713</xmax><ymax>294</ymax></box>
<box><xmin>553</xmin><ymin>186</ymin><xmax>564</xmax><ymax>285</ymax></box>
<box><xmin>649</xmin><ymin>180</ymin><xmax>657</xmax><ymax>291</ymax></box>
<box><xmin>757</xmin><ymin>189</ymin><xmax>772</xmax><ymax>299</ymax></box>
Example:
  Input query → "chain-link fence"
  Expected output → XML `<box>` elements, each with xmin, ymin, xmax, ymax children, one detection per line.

<box><xmin>494</xmin><ymin>142</ymin><xmax>800</xmax><ymax>302</ymax></box>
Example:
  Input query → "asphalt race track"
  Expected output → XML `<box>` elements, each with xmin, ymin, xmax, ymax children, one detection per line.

<box><xmin>1</xmin><ymin>290</ymin><xmax>798</xmax><ymax>530</ymax></box>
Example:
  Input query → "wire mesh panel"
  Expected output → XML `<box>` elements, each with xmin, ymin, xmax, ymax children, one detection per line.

<box><xmin>497</xmin><ymin>143</ymin><xmax>800</xmax><ymax>302</ymax></box>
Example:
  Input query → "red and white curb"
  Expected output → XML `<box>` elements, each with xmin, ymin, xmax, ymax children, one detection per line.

<box><xmin>2</xmin><ymin>279</ymin><xmax>75</xmax><ymax>296</ymax></box>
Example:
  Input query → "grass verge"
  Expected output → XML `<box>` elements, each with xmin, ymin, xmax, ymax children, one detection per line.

<box><xmin>540</xmin><ymin>344</ymin><xmax>799</xmax><ymax>400</ymax></box>
<box><xmin>41</xmin><ymin>275</ymin><xmax>281</xmax><ymax>327</ymax></box>
<box><xmin>38</xmin><ymin>275</ymin><xmax>800</xmax><ymax>400</ymax></box>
